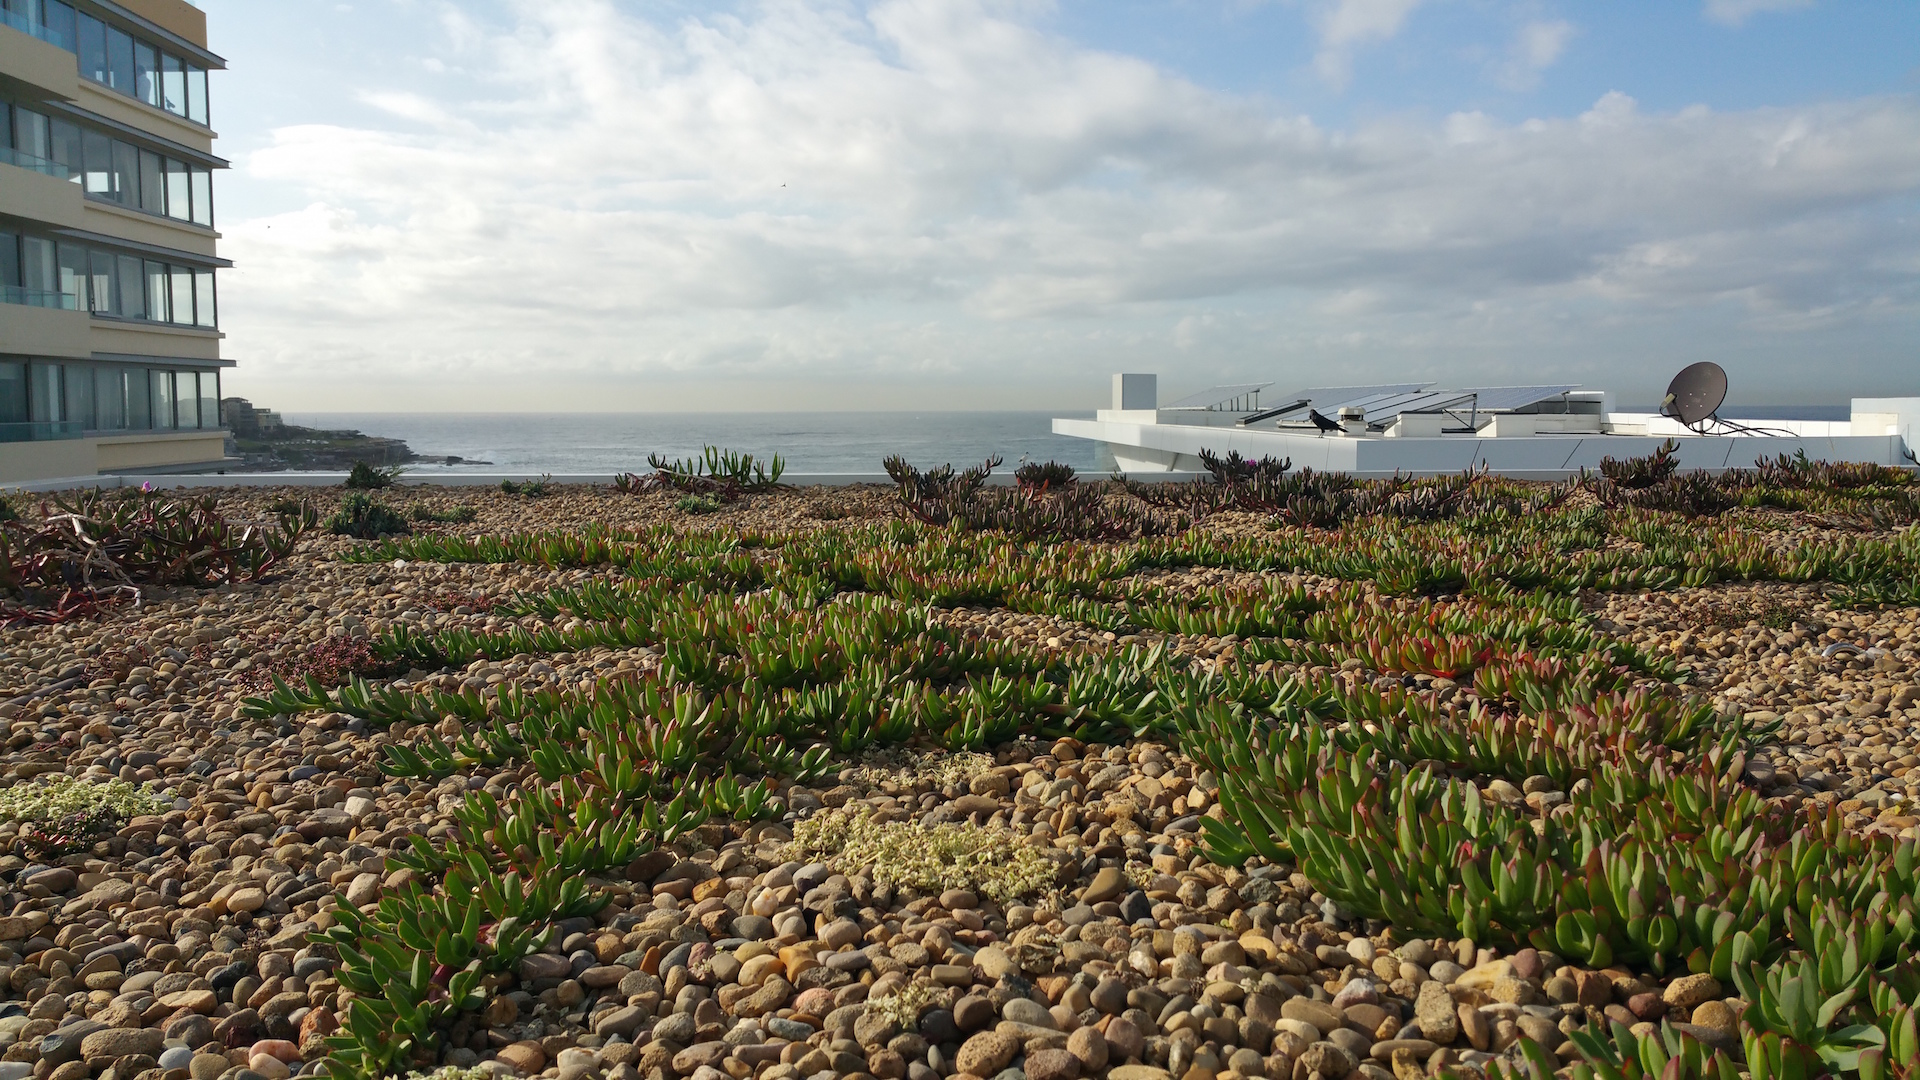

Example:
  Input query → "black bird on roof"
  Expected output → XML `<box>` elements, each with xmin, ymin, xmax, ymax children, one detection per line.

<box><xmin>1308</xmin><ymin>408</ymin><xmax>1343</xmax><ymax>433</ymax></box>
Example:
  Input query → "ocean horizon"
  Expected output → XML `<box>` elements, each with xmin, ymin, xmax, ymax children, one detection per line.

<box><xmin>281</xmin><ymin>404</ymin><xmax>1855</xmax><ymax>476</ymax></box>
<box><xmin>280</xmin><ymin>410</ymin><xmax>1112</xmax><ymax>475</ymax></box>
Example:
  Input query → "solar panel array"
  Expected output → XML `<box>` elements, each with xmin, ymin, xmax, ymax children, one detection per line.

<box><xmin>1453</xmin><ymin>385</ymin><xmax>1582</xmax><ymax>413</ymax></box>
<box><xmin>1161</xmin><ymin>383</ymin><xmax>1273</xmax><ymax>411</ymax></box>
<box><xmin>1254</xmin><ymin>383</ymin><xmax>1580</xmax><ymax>428</ymax></box>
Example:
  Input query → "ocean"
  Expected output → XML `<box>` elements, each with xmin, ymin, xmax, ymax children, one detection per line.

<box><xmin>282</xmin><ymin>405</ymin><xmax>1854</xmax><ymax>476</ymax></box>
<box><xmin>279</xmin><ymin>411</ymin><xmax>1110</xmax><ymax>475</ymax></box>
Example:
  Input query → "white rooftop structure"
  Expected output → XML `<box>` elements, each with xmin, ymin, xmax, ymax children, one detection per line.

<box><xmin>1054</xmin><ymin>373</ymin><xmax>1918</xmax><ymax>479</ymax></box>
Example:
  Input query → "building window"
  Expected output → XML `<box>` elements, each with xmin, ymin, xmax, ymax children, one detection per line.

<box><xmin>186</xmin><ymin>64</ymin><xmax>208</xmax><ymax>125</ymax></box>
<box><xmin>77</xmin><ymin>11</ymin><xmax>107</xmax><ymax>84</ymax></box>
<box><xmin>0</xmin><ymin>229</ymin><xmax>18</xmax><ymax>302</ymax></box>
<box><xmin>144</xmin><ymin>258</ymin><xmax>169</xmax><ymax>321</ymax></box>
<box><xmin>3</xmin><ymin>103</ymin><xmax>68</xmax><ymax>178</ymax></box>
<box><xmin>116</xmin><ymin>254</ymin><xmax>144</xmax><ymax>319</ymax></box>
<box><xmin>151</xmin><ymin>368</ymin><xmax>174</xmax><ymax>430</ymax></box>
<box><xmin>190</xmin><ymin>166</ymin><xmax>213</xmax><ymax>225</ymax></box>
<box><xmin>41</xmin><ymin>1</ymin><xmax>75</xmax><ymax>52</ymax></box>
<box><xmin>161</xmin><ymin>53</ymin><xmax>185</xmax><ymax>116</ymax></box>
<box><xmin>125</xmin><ymin>367</ymin><xmax>150</xmax><ymax>429</ymax></box>
<box><xmin>12</xmin><ymin>107</ymin><xmax>48</xmax><ymax>161</ymax></box>
<box><xmin>81</xmin><ymin>129</ymin><xmax>112</xmax><ymax>197</ymax></box>
<box><xmin>0</xmin><ymin>361</ymin><xmax>25</xmax><ymax>426</ymax></box>
<box><xmin>194</xmin><ymin>269</ymin><xmax>216</xmax><ymax>327</ymax></box>
<box><xmin>93</xmin><ymin>365</ymin><xmax>124</xmax><ymax>430</ymax></box>
<box><xmin>172</xmin><ymin>371</ymin><xmax>196</xmax><ymax>428</ymax></box>
<box><xmin>135</xmin><ymin>41</ymin><xmax>159</xmax><ymax>108</ymax></box>
<box><xmin>107</xmin><ymin>25</ymin><xmax>135</xmax><ymax>94</ymax></box>
<box><xmin>110</xmin><ymin>138</ymin><xmax>139</xmax><ymax>205</ymax></box>
<box><xmin>199</xmin><ymin>370</ymin><xmax>218</xmax><ymax>427</ymax></box>
<box><xmin>139</xmin><ymin>149</ymin><xmax>165</xmax><ymax>214</ymax></box>
<box><xmin>170</xmin><ymin>265</ymin><xmax>194</xmax><ymax>325</ymax></box>
<box><xmin>56</xmin><ymin>241</ymin><xmax>86</xmax><ymax>310</ymax></box>
<box><xmin>48</xmin><ymin>116</ymin><xmax>81</xmax><ymax>181</ymax></box>
<box><xmin>87</xmin><ymin>248</ymin><xmax>114</xmax><ymax>314</ymax></box>
<box><xmin>64</xmin><ymin>360</ymin><xmax>94</xmax><ymax>429</ymax></box>
<box><xmin>165</xmin><ymin>157</ymin><xmax>190</xmax><ymax>220</ymax></box>
<box><xmin>28</xmin><ymin>361</ymin><xmax>62</xmax><ymax>423</ymax></box>
<box><xmin>21</xmin><ymin>236</ymin><xmax>58</xmax><ymax>307</ymax></box>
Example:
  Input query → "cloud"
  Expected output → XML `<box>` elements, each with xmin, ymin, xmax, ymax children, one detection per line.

<box><xmin>221</xmin><ymin>0</ymin><xmax>1920</xmax><ymax>406</ymax></box>
<box><xmin>357</xmin><ymin>91</ymin><xmax>458</xmax><ymax>125</ymax></box>
<box><xmin>1318</xmin><ymin>0</ymin><xmax>1427</xmax><ymax>46</ymax></box>
<box><xmin>1312</xmin><ymin>0</ymin><xmax>1427</xmax><ymax>87</ymax></box>
<box><xmin>1703</xmin><ymin>0</ymin><xmax>1816</xmax><ymax>27</ymax></box>
<box><xmin>1492</xmin><ymin>19</ymin><xmax>1575</xmax><ymax>90</ymax></box>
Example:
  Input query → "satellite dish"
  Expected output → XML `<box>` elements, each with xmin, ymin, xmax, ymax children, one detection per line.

<box><xmin>1662</xmin><ymin>362</ymin><xmax>1728</xmax><ymax>427</ymax></box>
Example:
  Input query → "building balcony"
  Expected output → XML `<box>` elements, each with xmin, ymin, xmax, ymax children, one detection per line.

<box><xmin>0</xmin><ymin>146</ymin><xmax>71</xmax><ymax>180</ymax></box>
<box><xmin>0</xmin><ymin>295</ymin><xmax>90</xmax><ymax>359</ymax></box>
<box><xmin>0</xmin><ymin>421</ymin><xmax>84</xmax><ymax>443</ymax></box>
<box><xmin>0</xmin><ymin>6</ymin><xmax>72</xmax><ymax>50</ymax></box>
<box><xmin>1</xmin><ymin>285</ymin><xmax>79</xmax><ymax>309</ymax></box>
<box><xmin>0</xmin><ymin>10</ymin><xmax>79</xmax><ymax>100</ymax></box>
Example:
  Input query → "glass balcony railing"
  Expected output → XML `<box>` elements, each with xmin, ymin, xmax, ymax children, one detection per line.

<box><xmin>0</xmin><ymin>6</ymin><xmax>72</xmax><ymax>51</ymax></box>
<box><xmin>0</xmin><ymin>285</ymin><xmax>80</xmax><ymax>309</ymax></box>
<box><xmin>0</xmin><ymin>145</ymin><xmax>71</xmax><ymax>179</ymax></box>
<box><xmin>0</xmin><ymin>421</ymin><xmax>84</xmax><ymax>443</ymax></box>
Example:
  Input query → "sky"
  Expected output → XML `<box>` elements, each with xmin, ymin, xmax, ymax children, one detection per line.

<box><xmin>197</xmin><ymin>0</ymin><xmax>1920</xmax><ymax>412</ymax></box>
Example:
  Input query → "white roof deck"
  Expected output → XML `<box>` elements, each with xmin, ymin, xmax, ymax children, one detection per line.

<box><xmin>1056</xmin><ymin>382</ymin><xmax>1918</xmax><ymax>479</ymax></box>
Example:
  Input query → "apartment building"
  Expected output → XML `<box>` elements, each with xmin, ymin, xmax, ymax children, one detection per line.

<box><xmin>0</xmin><ymin>0</ymin><xmax>229</xmax><ymax>483</ymax></box>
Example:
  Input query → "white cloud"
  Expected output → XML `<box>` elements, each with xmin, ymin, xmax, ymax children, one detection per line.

<box><xmin>1312</xmin><ymin>0</ymin><xmax>1427</xmax><ymax>87</ymax></box>
<box><xmin>356</xmin><ymin>91</ymin><xmax>458</xmax><ymax>125</ymax></box>
<box><xmin>1492</xmin><ymin>19</ymin><xmax>1575</xmax><ymax>90</ymax></box>
<box><xmin>220</xmin><ymin>0</ymin><xmax>1920</xmax><ymax>407</ymax></box>
<box><xmin>1703</xmin><ymin>0</ymin><xmax>1816</xmax><ymax>27</ymax></box>
<box><xmin>1318</xmin><ymin>0</ymin><xmax>1427</xmax><ymax>46</ymax></box>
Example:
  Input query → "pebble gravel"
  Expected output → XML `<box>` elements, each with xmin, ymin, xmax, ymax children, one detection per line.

<box><xmin>0</xmin><ymin>486</ymin><xmax>1911</xmax><ymax>1080</ymax></box>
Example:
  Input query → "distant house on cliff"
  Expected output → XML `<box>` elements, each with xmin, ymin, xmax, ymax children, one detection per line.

<box><xmin>219</xmin><ymin>397</ymin><xmax>281</xmax><ymax>439</ymax></box>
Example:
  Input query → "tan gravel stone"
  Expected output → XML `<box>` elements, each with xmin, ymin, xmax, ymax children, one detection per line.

<box><xmin>957</xmin><ymin>1031</ymin><xmax>1020</xmax><ymax>1076</ymax></box>
<box><xmin>1664</xmin><ymin>974</ymin><xmax>1724</xmax><ymax>1012</ymax></box>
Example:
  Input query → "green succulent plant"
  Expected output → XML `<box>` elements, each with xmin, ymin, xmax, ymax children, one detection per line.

<box><xmin>293</xmin><ymin>471</ymin><xmax>1920</xmax><ymax>1078</ymax></box>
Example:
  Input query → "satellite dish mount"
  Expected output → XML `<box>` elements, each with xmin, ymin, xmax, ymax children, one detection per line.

<box><xmin>1661</xmin><ymin>362</ymin><xmax>1728</xmax><ymax>433</ymax></box>
<box><xmin>1659</xmin><ymin>362</ymin><xmax>1791</xmax><ymax>437</ymax></box>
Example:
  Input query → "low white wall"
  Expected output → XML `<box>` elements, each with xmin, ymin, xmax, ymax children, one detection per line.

<box><xmin>1054</xmin><ymin>417</ymin><xmax>1917</xmax><ymax>479</ymax></box>
<box><xmin>1855</xmin><ymin>398</ymin><xmax>1920</xmax><ymax>454</ymax></box>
